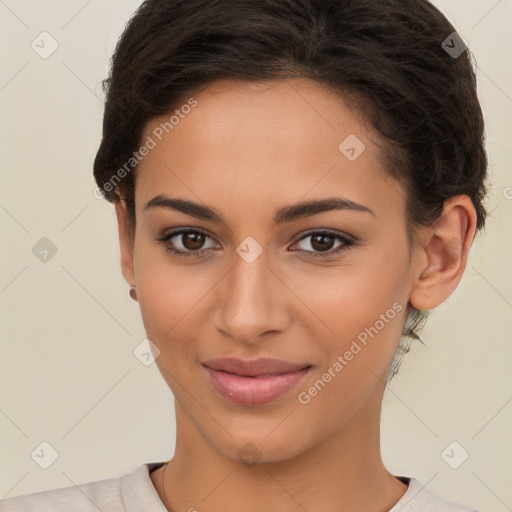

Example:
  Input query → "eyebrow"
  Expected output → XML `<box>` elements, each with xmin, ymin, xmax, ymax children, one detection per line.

<box><xmin>143</xmin><ymin>194</ymin><xmax>375</xmax><ymax>224</ymax></box>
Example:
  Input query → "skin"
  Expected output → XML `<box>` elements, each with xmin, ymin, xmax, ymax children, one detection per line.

<box><xmin>114</xmin><ymin>78</ymin><xmax>476</xmax><ymax>512</ymax></box>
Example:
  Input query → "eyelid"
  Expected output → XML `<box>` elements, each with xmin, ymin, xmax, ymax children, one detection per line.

<box><xmin>158</xmin><ymin>227</ymin><xmax>220</xmax><ymax>249</ymax></box>
<box><xmin>159</xmin><ymin>227</ymin><xmax>355</xmax><ymax>243</ymax></box>
<box><xmin>290</xmin><ymin>230</ymin><xmax>354</xmax><ymax>257</ymax></box>
<box><xmin>294</xmin><ymin>228</ymin><xmax>355</xmax><ymax>243</ymax></box>
<box><xmin>157</xmin><ymin>227</ymin><xmax>356</xmax><ymax>259</ymax></box>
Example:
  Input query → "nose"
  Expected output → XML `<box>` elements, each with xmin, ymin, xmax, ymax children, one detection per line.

<box><xmin>212</xmin><ymin>246</ymin><xmax>290</xmax><ymax>346</ymax></box>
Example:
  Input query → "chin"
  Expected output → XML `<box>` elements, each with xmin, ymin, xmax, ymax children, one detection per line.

<box><xmin>207</xmin><ymin>427</ymin><xmax>311</xmax><ymax>466</ymax></box>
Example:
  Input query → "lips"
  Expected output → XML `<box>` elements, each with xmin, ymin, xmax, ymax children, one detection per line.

<box><xmin>202</xmin><ymin>357</ymin><xmax>312</xmax><ymax>406</ymax></box>
<box><xmin>202</xmin><ymin>357</ymin><xmax>311</xmax><ymax>376</ymax></box>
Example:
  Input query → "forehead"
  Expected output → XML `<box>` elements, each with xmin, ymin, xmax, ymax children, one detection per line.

<box><xmin>144</xmin><ymin>78</ymin><xmax>368</xmax><ymax>157</ymax></box>
<box><xmin>135</xmin><ymin>78</ymin><xmax>405</xmax><ymax>220</ymax></box>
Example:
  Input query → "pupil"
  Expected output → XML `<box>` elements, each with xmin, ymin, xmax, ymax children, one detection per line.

<box><xmin>312</xmin><ymin>234</ymin><xmax>333</xmax><ymax>252</ymax></box>
<box><xmin>184</xmin><ymin>232</ymin><xmax>204</xmax><ymax>250</ymax></box>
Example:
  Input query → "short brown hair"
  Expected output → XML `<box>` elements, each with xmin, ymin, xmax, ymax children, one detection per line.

<box><xmin>93</xmin><ymin>0</ymin><xmax>490</xmax><ymax>378</ymax></box>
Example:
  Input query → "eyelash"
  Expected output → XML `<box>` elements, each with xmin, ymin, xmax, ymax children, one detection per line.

<box><xmin>157</xmin><ymin>228</ymin><xmax>355</xmax><ymax>260</ymax></box>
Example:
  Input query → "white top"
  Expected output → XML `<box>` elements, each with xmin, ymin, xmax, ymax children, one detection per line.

<box><xmin>0</xmin><ymin>461</ymin><xmax>479</xmax><ymax>511</ymax></box>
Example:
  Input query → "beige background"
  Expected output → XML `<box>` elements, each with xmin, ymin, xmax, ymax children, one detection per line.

<box><xmin>0</xmin><ymin>0</ymin><xmax>511</xmax><ymax>510</ymax></box>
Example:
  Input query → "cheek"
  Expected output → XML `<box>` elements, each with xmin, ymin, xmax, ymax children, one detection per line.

<box><xmin>292</xmin><ymin>266</ymin><xmax>408</xmax><ymax>428</ymax></box>
<box><xmin>133</xmin><ymin>242</ymin><xmax>200</xmax><ymax>343</ymax></box>
<box><xmin>134</xmin><ymin>228</ymin><xmax>409</xmax><ymax>358</ymax></box>
<box><xmin>291</xmin><ymin>256</ymin><xmax>408</xmax><ymax>345</ymax></box>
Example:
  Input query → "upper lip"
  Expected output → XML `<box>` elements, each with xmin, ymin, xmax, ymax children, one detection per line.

<box><xmin>202</xmin><ymin>357</ymin><xmax>311</xmax><ymax>377</ymax></box>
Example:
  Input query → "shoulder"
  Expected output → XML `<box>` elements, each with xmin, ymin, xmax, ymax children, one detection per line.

<box><xmin>389</xmin><ymin>477</ymin><xmax>480</xmax><ymax>512</ymax></box>
<box><xmin>0</xmin><ymin>474</ymin><xmax>124</xmax><ymax>512</ymax></box>
<box><xmin>0</xmin><ymin>462</ymin><xmax>166</xmax><ymax>512</ymax></box>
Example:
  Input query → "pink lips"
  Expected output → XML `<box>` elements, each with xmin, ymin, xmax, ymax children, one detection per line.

<box><xmin>202</xmin><ymin>357</ymin><xmax>312</xmax><ymax>406</ymax></box>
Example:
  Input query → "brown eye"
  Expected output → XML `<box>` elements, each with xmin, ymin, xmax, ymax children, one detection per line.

<box><xmin>309</xmin><ymin>233</ymin><xmax>336</xmax><ymax>252</ymax></box>
<box><xmin>292</xmin><ymin>230</ymin><xmax>354</xmax><ymax>259</ymax></box>
<box><xmin>181</xmin><ymin>231</ymin><xmax>207</xmax><ymax>251</ymax></box>
<box><xmin>157</xmin><ymin>229</ymin><xmax>219</xmax><ymax>259</ymax></box>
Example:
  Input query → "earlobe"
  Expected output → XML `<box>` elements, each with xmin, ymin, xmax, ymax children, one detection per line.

<box><xmin>114</xmin><ymin>200</ymin><xmax>136</xmax><ymax>287</ymax></box>
<box><xmin>409</xmin><ymin>195</ymin><xmax>477</xmax><ymax>311</ymax></box>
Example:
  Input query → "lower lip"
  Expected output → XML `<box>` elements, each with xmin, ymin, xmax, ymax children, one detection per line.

<box><xmin>203</xmin><ymin>365</ymin><xmax>311</xmax><ymax>406</ymax></box>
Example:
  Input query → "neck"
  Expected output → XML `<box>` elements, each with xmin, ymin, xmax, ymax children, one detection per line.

<box><xmin>152</xmin><ymin>388</ymin><xmax>408</xmax><ymax>512</ymax></box>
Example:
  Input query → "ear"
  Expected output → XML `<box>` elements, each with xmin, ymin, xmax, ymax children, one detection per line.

<box><xmin>114</xmin><ymin>200</ymin><xmax>136</xmax><ymax>287</ymax></box>
<box><xmin>409</xmin><ymin>195</ymin><xmax>477</xmax><ymax>311</ymax></box>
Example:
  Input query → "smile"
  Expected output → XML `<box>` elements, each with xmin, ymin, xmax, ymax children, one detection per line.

<box><xmin>202</xmin><ymin>358</ymin><xmax>312</xmax><ymax>406</ymax></box>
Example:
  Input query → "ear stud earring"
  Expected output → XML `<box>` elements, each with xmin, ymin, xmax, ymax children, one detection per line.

<box><xmin>129</xmin><ymin>284</ymin><xmax>138</xmax><ymax>301</ymax></box>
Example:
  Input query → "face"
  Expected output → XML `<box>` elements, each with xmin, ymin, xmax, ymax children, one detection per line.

<box><xmin>121</xmin><ymin>78</ymin><xmax>421</xmax><ymax>463</ymax></box>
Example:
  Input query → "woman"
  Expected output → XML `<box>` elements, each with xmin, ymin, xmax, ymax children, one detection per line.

<box><xmin>0</xmin><ymin>0</ymin><xmax>488</xmax><ymax>510</ymax></box>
